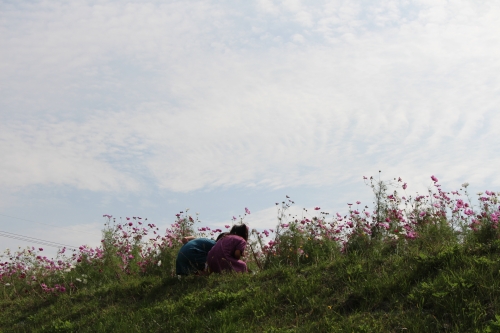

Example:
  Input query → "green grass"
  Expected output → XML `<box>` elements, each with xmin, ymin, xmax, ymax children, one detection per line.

<box><xmin>3</xmin><ymin>178</ymin><xmax>500</xmax><ymax>332</ymax></box>
<box><xmin>3</xmin><ymin>239</ymin><xmax>500</xmax><ymax>332</ymax></box>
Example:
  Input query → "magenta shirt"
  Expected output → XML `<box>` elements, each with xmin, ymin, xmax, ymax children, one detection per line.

<box><xmin>207</xmin><ymin>235</ymin><xmax>247</xmax><ymax>273</ymax></box>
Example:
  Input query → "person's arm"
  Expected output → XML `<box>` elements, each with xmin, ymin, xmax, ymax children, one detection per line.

<box><xmin>233</xmin><ymin>238</ymin><xmax>247</xmax><ymax>260</ymax></box>
<box><xmin>234</xmin><ymin>249</ymin><xmax>244</xmax><ymax>260</ymax></box>
<box><xmin>181</xmin><ymin>236</ymin><xmax>196</xmax><ymax>244</ymax></box>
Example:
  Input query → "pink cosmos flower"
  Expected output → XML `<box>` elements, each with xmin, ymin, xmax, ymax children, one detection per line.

<box><xmin>314</xmin><ymin>207</ymin><xmax>321</xmax><ymax>210</ymax></box>
<box><xmin>245</xmin><ymin>207</ymin><xmax>251</xmax><ymax>214</ymax></box>
<box><xmin>402</xmin><ymin>183</ymin><xmax>407</xmax><ymax>190</ymax></box>
<box><xmin>464</xmin><ymin>209</ymin><xmax>474</xmax><ymax>216</ymax></box>
<box><xmin>356</xmin><ymin>201</ymin><xmax>361</xmax><ymax>204</ymax></box>
<box><xmin>225</xmin><ymin>225</ymin><xmax>230</xmax><ymax>229</ymax></box>
<box><xmin>406</xmin><ymin>231</ymin><xmax>417</xmax><ymax>239</ymax></box>
<box><xmin>431</xmin><ymin>175</ymin><xmax>438</xmax><ymax>183</ymax></box>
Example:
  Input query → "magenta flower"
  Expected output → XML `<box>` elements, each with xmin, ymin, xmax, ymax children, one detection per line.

<box><xmin>402</xmin><ymin>183</ymin><xmax>407</xmax><ymax>190</ymax></box>
<box><xmin>431</xmin><ymin>175</ymin><xmax>438</xmax><ymax>183</ymax></box>
<box><xmin>314</xmin><ymin>207</ymin><xmax>321</xmax><ymax>210</ymax></box>
<box><xmin>464</xmin><ymin>209</ymin><xmax>474</xmax><ymax>216</ymax></box>
<box><xmin>406</xmin><ymin>231</ymin><xmax>417</xmax><ymax>239</ymax></box>
<box><xmin>356</xmin><ymin>201</ymin><xmax>361</xmax><ymax>204</ymax></box>
<box><xmin>225</xmin><ymin>225</ymin><xmax>230</xmax><ymax>229</ymax></box>
<box><xmin>245</xmin><ymin>207</ymin><xmax>251</xmax><ymax>214</ymax></box>
<box><xmin>39</xmin><ymin>248</ymin><xmax>43</xmax><ymax>251</ymax></box>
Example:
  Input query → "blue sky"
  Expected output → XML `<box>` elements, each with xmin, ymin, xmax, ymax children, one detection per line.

<box><xmin>1</xmin><ymin>0</ymin><xmax>500</xmax><ymax>257</ymax></box>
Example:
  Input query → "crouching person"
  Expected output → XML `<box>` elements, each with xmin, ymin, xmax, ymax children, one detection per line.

<box><xmin>207</xmin><ymin>224</ymin><xmax>248</xmax><ymax>273</ymax></box>
<box><xmin>176</xmin><ymin>233</ymin><xmax>227</xmax><ymax>276</ymax></box>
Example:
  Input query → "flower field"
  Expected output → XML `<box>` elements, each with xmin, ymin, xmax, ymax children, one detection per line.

<box><xmin>2</xmin><ymin>174</ymin><xmax>500</xmax><ymax>332</ymax></box>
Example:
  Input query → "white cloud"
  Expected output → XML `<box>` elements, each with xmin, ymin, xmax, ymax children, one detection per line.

<box><xmin>1</xmin><ymin>0</ymin><xmax>500</xmax><ymax>198</ymax></box>
<box><xmin>292</xmin><ymin>33</ymin><xmax>305</xmax><ymax>43</ymax></box>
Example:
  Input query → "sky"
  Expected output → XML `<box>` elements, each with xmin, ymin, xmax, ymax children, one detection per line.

<box><xmin>1</xmin><ymin>0</ymin><xmax>500</xmax><ymax>258</ymax></box>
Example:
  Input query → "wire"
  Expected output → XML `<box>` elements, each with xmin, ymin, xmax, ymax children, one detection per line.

<box><xmin>0</xmin><ymin>212</ymin><xmax>101</xmax><ymax>236</ymax></box>
<box><xmin>0</xmin><ymin>230</ymin><xmax>78</xmax><ymax>248</ymax></box>
<box><xmin>0</xmin><ymin>230</ymin><xmax>79</xmax><ymax>250</ymax></box>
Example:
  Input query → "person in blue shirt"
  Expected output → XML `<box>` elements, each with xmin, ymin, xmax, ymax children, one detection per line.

<box><xmin>176</xmin><ymin>233</ymin><xmax>227</xmax><ymax>276</ymax></box>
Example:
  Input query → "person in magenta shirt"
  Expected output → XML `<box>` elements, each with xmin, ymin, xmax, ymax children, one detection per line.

<box><xmin>207</xmin><ymin>224</ymin><xmax>248</xmax><ymax>273</ymax></box>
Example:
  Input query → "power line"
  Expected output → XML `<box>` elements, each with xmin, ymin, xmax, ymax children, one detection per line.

<box><xmin>0</xmin><ymin>212</ymin><xmax>102</xmax><ymax>236</ymax></box>
<box><xmin>0</xmin><ymin>233</ymin><xmax>73</xmax><ymax>250</ymax></box>
<box><xmin>0</xmin><ymin>230</ymin><xmax>79</xmax><ymax>250</ymax></box>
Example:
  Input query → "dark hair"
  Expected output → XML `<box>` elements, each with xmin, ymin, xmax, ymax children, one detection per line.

<box><xmin>229</xmin><ymin>223</ymin><xmax>248</xmax><ymax>241</ymax></box>
<box><xmin>216</xmin><ymin>232</ymin><xmax>229</xmax><ymax>242</ymax></box>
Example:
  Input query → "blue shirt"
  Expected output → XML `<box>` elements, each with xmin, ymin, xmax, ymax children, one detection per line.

<box><xmin>175</xmin><ymin>238</ymin><xmax>216</xmax><ymax>275</ymax></box>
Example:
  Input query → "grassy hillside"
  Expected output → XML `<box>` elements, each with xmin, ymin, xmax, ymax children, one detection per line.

<box><xmin>3</xmin><ymin>238</ymin><xmax>500</xmax><ymax>332</ymax></box>
<box><xmin>3</xmin><ymin>176</ymin><xmax>500</xmax><ymax>332</ymax></box>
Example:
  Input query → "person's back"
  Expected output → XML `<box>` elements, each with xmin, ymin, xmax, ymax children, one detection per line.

<box><xmin>207</xmin><ymin>234</ymin><xmax>247</xmax><ymax>273</ymax></box>
<box><xmin>176</xmin><ymin>238</ymin><xmax>216</xmax><ymax>275</ymax></box>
